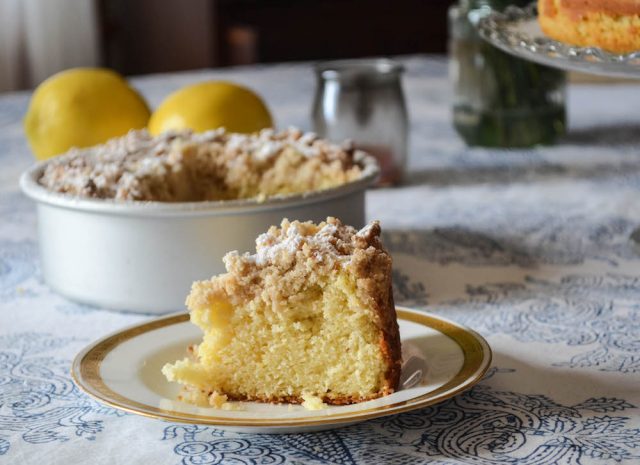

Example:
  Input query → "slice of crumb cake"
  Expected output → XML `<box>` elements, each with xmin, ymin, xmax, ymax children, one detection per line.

<box><xmin>162</xmin><ymin>217</ymin><xmax>402</xmax><ymax>405</ymax></box>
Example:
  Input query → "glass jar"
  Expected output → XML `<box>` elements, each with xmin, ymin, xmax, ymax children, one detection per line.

<box><xmin>312</xmin><ymin>59</ymin><xmax>408</xmax><ymax>186</ymax></box>
<box><xmin>449</xmin><ymin>0</ymin><xmax>567</xmax><ymax>147</ymax></box>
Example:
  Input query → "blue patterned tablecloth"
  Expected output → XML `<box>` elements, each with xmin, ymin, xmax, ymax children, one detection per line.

<box><xmin>1</xmin><ymin>56</ymin><xmax>640</xmax><ymax>464</ymax></box>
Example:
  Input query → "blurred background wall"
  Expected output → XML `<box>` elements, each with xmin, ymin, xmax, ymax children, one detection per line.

<box><xmin>0</xmin><ymin>0</ymin><xmax>454</xmax><ymax>92</ymax></box>
<box><xmin>0</xmin><ymin>0</ymin><xmax>100</xmax><ymax>91</ymax></box>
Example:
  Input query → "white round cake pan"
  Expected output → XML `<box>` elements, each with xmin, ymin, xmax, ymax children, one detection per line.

<box><xmin>20</xmin><ymin>163</ymin><xmax>378</xmax><ymax>314</ymax></box>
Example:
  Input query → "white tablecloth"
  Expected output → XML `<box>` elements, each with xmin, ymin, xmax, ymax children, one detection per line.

<box><xmin>1</xmin><ymin>56</ymin><xmax>640</xmax><ymax>464</ymax></box>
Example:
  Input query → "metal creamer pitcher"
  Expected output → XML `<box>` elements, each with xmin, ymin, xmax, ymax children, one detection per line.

<box><xmin>312</xmin><ymin>58</ymin><xmax>408</xmax><ymax>186</ymax></box>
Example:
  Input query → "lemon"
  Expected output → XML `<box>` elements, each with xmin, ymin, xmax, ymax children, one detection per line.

<box><xmin>148</xmin><ymin>81</ymin><xmax>272</xmax><ymax>135</ymax></box>
<box><xmin>24</xmin><ymin>68</ymin><xmax>151</xmax><ymax>160</ymax></box>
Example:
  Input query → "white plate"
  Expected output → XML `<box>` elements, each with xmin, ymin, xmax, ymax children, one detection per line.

<box><xmin>477</xmin><ymin>2</ymin><xmax>640</xmax><ymax>78</ymax></box>
<box><xmin>71</xmin><ymin>307</ymin><xmax>491</xmax><ymax>434</ymax></box>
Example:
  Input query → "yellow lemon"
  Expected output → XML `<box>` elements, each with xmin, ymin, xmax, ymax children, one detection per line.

<box><xmin>24</xmin><ymin>68</ymin><xmax>151</xmax><ymax>160</ymax></box>
<box><xmin>148</xmin><ymin>81</ymin><xmax>272</xmax><ymax>135</ymax></box>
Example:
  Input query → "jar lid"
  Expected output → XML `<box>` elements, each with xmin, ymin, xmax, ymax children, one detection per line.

<box><xmin>315</xmin><ymin>58</ymin><xmax>404</xmax><ymax>84</ymax></box>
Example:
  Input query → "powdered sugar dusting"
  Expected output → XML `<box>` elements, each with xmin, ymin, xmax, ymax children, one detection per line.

<box><xmin>227</xmin><ymin>217</ymin><xmax>380</xmax><ymax>270</ymax></box>
<box><xmin>254</xmin><ymin>223</ymin><xmax>306</xmax><ymax>266</ymax></box>
<box><xmin>254</xmin><ymin>141</ymin><xmax>284</xmax><ymax>162</ymax></box>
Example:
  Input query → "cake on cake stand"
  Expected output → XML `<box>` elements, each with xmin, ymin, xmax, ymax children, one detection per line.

<box><xmin>477</xmin><ymin>3</ymin><xmax>640</xmax><ymax>78</ymax></box>
<box><xmin>477</xmin><ymin>2</ymin><xmax>640</xmax><ymax>245</ymax></box>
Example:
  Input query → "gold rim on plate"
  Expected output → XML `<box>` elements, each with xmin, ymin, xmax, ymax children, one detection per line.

<box><xmin>71</xmin><ymin>307</ymin><xmax>492</xmax><ymax>427</ymax></box>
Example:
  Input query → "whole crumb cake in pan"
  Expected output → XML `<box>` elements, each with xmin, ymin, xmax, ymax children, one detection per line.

<box><xmin>39</xmin><ymin>128</ymin><xmax>370</xmax><ymax>202</ymax></box>
<box><xmin>538</xmin><ymin>0</ymin><xmax>640</xmax><ymax>53</ymax></box>
<box><xmin>162</xmin><ymin>217</ymin><xmax>402</xmax><ymax>407</ymax></box>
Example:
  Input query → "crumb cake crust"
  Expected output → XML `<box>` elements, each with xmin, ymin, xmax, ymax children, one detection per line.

<box><xmin>539</xmin><ymin>0</ymin><xmax>640</xmax><ymax>53</ymax></box>
<box><xmin>209</xmin><ymin>391</ymin><xmax>392</xmax><ymax>406</ymax></box>
<box><xmin>39</xmin><ymin>128</ymin><xmax>369</xmax><ymax>202</ymax></box>
<box><xmin>184</xmin><ymin>217</ymin><xmax>402</xmax><ymax>404</ymax></box>
<box><xmin>556</xmin><ymin>0</ymin><xmax>640</xmax><ymax>16</ymax></box>
<box><xmin>348</xmin><ymin>221</ymin><xmax>402</xmax><ymax>399</ymax></box>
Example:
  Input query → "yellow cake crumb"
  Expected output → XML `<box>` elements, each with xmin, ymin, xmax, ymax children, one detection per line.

<box><xmin>207</xmin><ymin>392</ymin><xmax>245</xmax><ymax>411</ymax></box>
<box><xmin>302</xmin><ymin>393</ymin><xmax>327</xmax><ymax>411</ymax></box>
<box><xmin>208</xmin><ymin>391</ymin><xmax>228</xmax><ymax>408</ymax></box>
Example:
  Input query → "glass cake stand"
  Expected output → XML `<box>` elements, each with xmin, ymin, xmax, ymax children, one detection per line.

<box><xmin>476</xmin><ymin>2</ymin><xmax>640</xmax><ymax>246</ymax></box>
<box><xmin>477</xmin><ymin>2</ymin><xmax>640</xmax><ymax>78</ymax></box>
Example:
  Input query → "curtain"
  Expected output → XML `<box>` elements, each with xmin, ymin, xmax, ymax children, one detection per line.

<box><xmin>0</xmin><ymin>0</ymin><xmax>100</xmax><ymax>92</ymax></box>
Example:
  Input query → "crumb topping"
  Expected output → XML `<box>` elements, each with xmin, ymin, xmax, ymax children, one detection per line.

<box><xmin>39</xmin><ymin>128</ymin><xmax>371</xmax><ymax>202</ymax></box>
<box><xmin>189</xmin><ymin>217</ymin><xmax>391</xmax><ymax>313</ymax></box>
